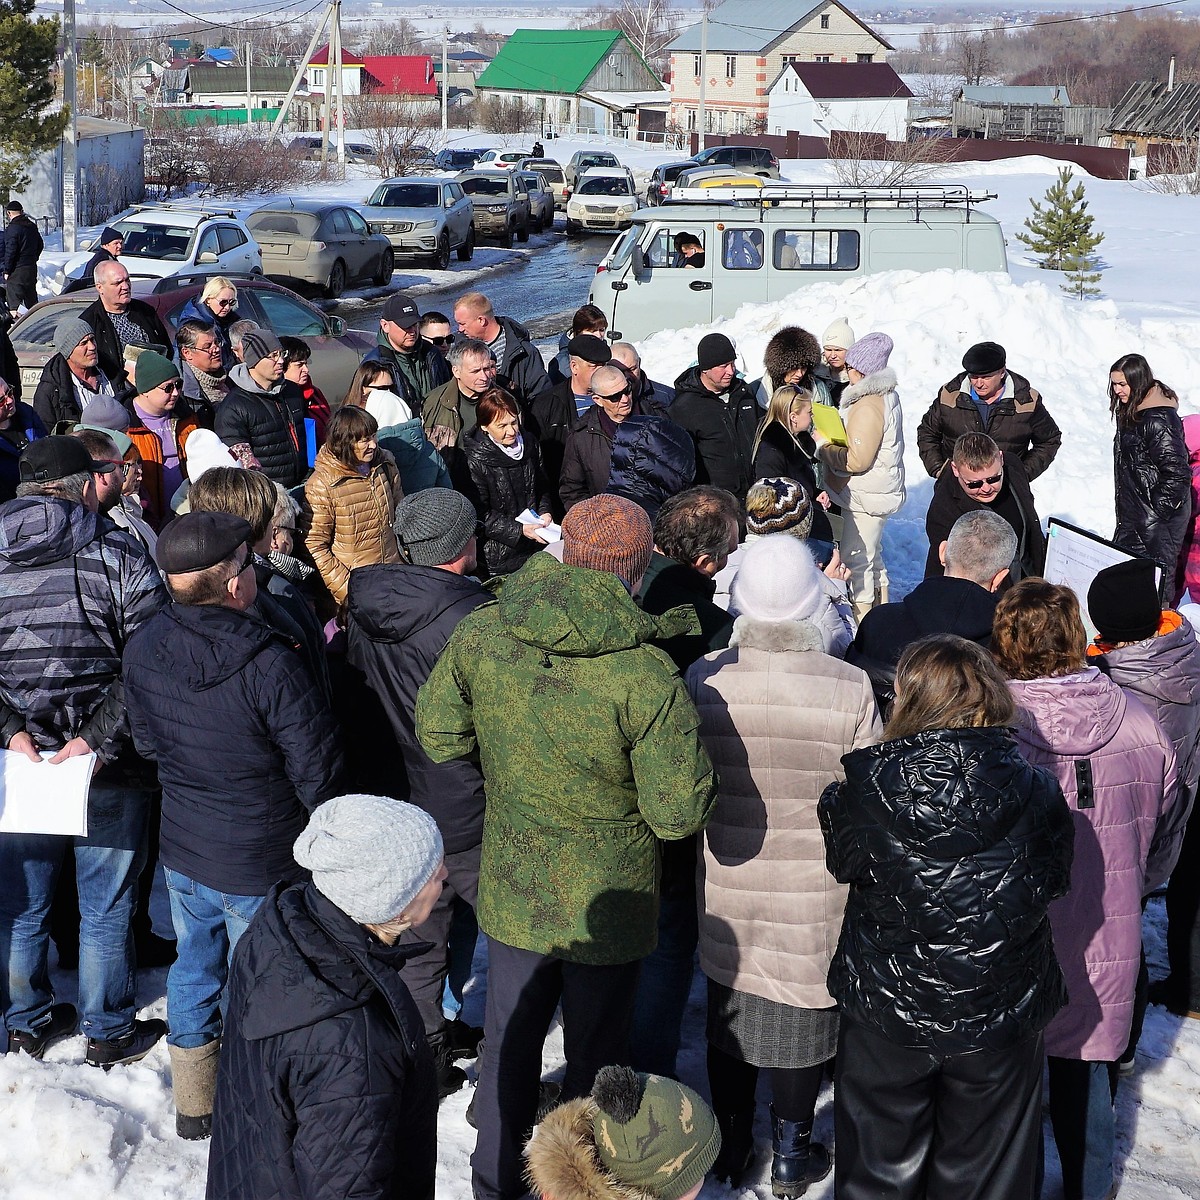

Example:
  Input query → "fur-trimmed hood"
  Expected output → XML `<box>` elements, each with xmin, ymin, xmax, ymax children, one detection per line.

<box><xmin>730</xmin><ymin>614</ymin><xmax>825</xmax><ymax>653</ymax></box>
<box><xmin>525</xmin><ymin>1098</ymin><xmax>660</xmax><ymax>1200</ymax></box>
<box><xmin>840</xmin><ymin>366</ymin><xmax>898</xmax><ymax>408</ymax></box>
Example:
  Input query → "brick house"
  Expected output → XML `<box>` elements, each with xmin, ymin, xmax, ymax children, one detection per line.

<box><xmin>667</xmin><ymin>0</ymin><xmax>891</xmax><ymax>134</ymax></box>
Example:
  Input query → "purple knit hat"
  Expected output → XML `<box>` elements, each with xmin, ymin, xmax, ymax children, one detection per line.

<box><xmin>846</xmin><ymin>332</ymin><xmax>893</xmax><ymax>376</ymax></box>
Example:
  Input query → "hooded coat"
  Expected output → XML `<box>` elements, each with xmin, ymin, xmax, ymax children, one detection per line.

<box><xmin>463</xmin><ymin>428</ymin><xmax>551</xmax><ymax>578</ymax></box>
<box><xmin>215</xmin><ymin>363</ymin><xmax>308</xmax><ymax>486</ymax></box>
<box><xmin>206</xmin><ymin>881</ymin><xmax>437</xmax><ymax>1200</ymax></box>
<box><xmin>415</xmin><ymin>552</ymin><xmax>718</xmax><ymax>964</ymax></box>
<box><xmin>123</xmin><ymin>603</ymin><xmax>343</xmax><ymax>897</ymax></box>
<box><xmin>819</xmin><ymin>725</ymin><xmax>1074</xmax><ymax>1055</ymax></box>
<box><xmin>688</xmin><ymin>615</ymin><xmax>881</xmax><ymax>1010</ymax></box>
<box><xmin>818</xmin><ymin>366</ymin><xmax>905</xmax><ymax>518</ymax></box>
<box><xmin>669</xmin><ymin>366</ymin><xmax>759</xmax><ymax>498</ymax></box>
<box><xmin>1009</xmin><ymin>668</ymin><xmax>1180</xmax><ymax>1059</ymax></box>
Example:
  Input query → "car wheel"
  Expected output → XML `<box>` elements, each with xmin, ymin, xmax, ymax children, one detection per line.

<box><xmin>374</xmin><ymin>247</ymin><xmax>395</xmax><ymax>286</ymax></box>
<box><xmin>457</xmin><ymin>226</ymin><xmax>475</xmax><ymax>262</ymax></box>
<box><xmin>565</xmin><ymin>221</ymin><xmax>579</xmax><ymax>237</ymax></box>
<box><xmin>499</xmin><ymin>224</ymin><xmax>514</xmax><ymax>248</ymax></box>
<box><xmin>324</xmin><ymin>259</ymin><xmax>347</xmax><ymax>299</ymax></box>
<box><xmin>430</xmin><ymin>232</ymin><xmax>451</xmax><ymax>271</ymax></box>
<box><xmin>517</xmin><ymin>219</ymin><xmax>530</xmax><ymax>244</ymax></box>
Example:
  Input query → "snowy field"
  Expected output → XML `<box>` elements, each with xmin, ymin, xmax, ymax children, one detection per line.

<box><xmin>8</xmin><ymin>138</ymin><xmax>1200</xmax><ymax>1198</ymax></box>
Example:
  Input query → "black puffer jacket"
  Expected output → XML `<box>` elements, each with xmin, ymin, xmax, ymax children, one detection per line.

<box><xmin>819</xmin><ymin>725</ymin><xmax>1074</xmax><ymax>1055</ymax></box>
<box><xmin>558</xmin><ymin>395</ymin><xmax>670</xmax><ymax>512</ymax></box>
<box><xmin>1113</xmin><ymin>388</ymin><xmax>1192</xmax><ymax>590</ymax></box>
<box><xmin>490</xmin><ymin>314</ymin><xmax>549</xmax><ymax>405</ymax></box>
<box><xmin>345</xmin><ymin>563</ymin><xmax>491</xmax><ymax>852</ymax></box>
<box><xmin>463</xmin><ymin>429</ymin><xmax>551</xmax><ymax>577</ymax></box>
<box><xmin>607</xmin><ymin>413</ymin><xmax>695</xmax><ymax>521</ymax></box>
<box><xmin>32</xmin><ymin>353</ymin><xmax>114</xmax><ymax>430</ymax></box>
<box><xmin>669</xmin><ymin>366</ymin><xmax>759</xmax><ymax>498</ymax></box>
<box><xmin>215</xmin><ymin>363</ymin><xmax>308</xmax><ymax>486</ymax></box>
<box><xmin>207</xmin><ymin>881</ymin><xmax>437</xmax><ymax>1200</ymax></box>
<box><xmin>80</xmin><ymin>297</ymin><xmax>173</xmax><ymax>391</ymax></box>
<box><xmin>123</xmin><ymin>603</ymin><xmax>343</xmax><ymax>897</ymax></box>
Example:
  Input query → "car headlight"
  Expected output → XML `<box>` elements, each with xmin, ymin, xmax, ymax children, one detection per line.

<box><xmin>486</xmin><ymin>204</ymin><xmax>506</xmax><ymax>213</ymax></box>
<box><xmin>414</xmin><ymin>220</ymin><xmax>438</xmax><ymax>230</ymax></box>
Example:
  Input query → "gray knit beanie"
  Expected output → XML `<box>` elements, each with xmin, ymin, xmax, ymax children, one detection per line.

<box><xmin>293</xmin><ymin>795</ymin><xmax>444</xmax><ymax>924</ymax></box>
<box><xmin>394</xmin><ymin>487</ymin><xmax>477</xmax><ymax>566</ymax></box>
<box><xmin>79</xmin><ymin>393</ymin><xmax>131</xmax><ymax>433</ymax></box>
<box><xmin>53</xmin><ymin>316</ymin><xmax>95</xmax><ymax>360</ymax></box>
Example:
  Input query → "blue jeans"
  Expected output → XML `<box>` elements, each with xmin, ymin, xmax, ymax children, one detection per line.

<box><xmin>1047</xmin><ymin>1057</ymin><xmax>1119</xmax><ymax>1200</ymax></box>
<box><xmin>0</xmin><ymin>783</ymin><xmax>149</xmax><ymax>1042</ymax></box>
<box><xmin>164</xmin><ymin>868</ymin><xmax>263</xmax><ymax>1048</ymax></box>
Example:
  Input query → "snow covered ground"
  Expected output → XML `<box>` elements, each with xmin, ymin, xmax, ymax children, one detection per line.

<box><xmin>6</xmin><ymin>139</ymin><xmax>1200</xmax><ymax>1198</ymax></box>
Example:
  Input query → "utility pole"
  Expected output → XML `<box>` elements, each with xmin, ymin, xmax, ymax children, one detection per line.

<box><xmin>245</xmin><ymin>41</ymin><xmax>252</xmax><ymax>129</ymax></box>
<box><xmin>92</xmin><ymin>62</ymin><xmax>98</xmax><ymax>115</ymax></box>
<box><xmin>441</xmin><ymin>25</ymin><xmax>448</xmax><ymax>135</ymax></box>
<box><xmin>266</xmin><ymin>3</ymin><xmax>331</xmax><ymax>145</ymax></box>
<box><xmin>62</xmin><ymin>0</ymin><xmax>78</xmax><ymax>252</ymax></box>
<box><xmin>331</xmin><ymin>0</ymin><xmax>345</xmax><ymax>173</ymax></box>
<box><xmin>320</xmin><ymin>23</ymin><xmax>332</xmax><ymax>166</ymax></box>
<box><xmin>696</xmin><ymin>11</ymin><xmax>708</xmax><ymax>153</ymax></box>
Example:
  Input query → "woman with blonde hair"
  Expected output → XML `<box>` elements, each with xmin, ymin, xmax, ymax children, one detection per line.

<box><xmin>752</xmin><ymin>385</ymin><xmax>834</xmax><ymax>546</ymax></box>
<box><xmin>993</xmin><ymin>578</ymin><xmax>1180</xmax><ymax>1200</ymax></box>
<box><xmin>179</xmin><ymin>276</ymin><xmax>240</xmax><ymax>371</ymax></box>
<box><xmin>303</xmin><ymin>405</ymin><xmax>402</xmax><ymax>605</ymax></box>
<box><xmin>820</xmin><ymin>633</ymin><xmax>1073</xmax><ymax>1200</ymax></box>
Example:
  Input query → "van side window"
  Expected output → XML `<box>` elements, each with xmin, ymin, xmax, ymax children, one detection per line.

<box><xmin>722</xmin><ymin>228</ymin><xmax>764</xmax><ymax>270</ymax></box>
<box><xmin>774</xmin><ymin>229</ymin><xmax>860</xmax><ymax>271</ymax></box>
<box><xmin>648</xmin><ymin>228</ymin><xmax>705</xmax><ymax>267</ymax></box>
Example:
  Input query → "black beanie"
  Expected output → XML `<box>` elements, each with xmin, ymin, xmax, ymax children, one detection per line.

<box><xmin>697</xmin><ymin>333</ymin><xmax>736</xmax><ymax>372</ymax></box>
<box><xmin>962</xmin><ymin>341</ymin><xmax>1006</xmax><ymax>374</ymax></box>
<box><xmin>1087</xmin><ymin>558</ymin><xmax>1161</xmax><ymax>643</ymax></box>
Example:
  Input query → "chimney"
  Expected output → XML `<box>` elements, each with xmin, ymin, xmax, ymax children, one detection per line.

<box><xmin>1168</xmin><ymin>56</ymin><xmax>1176</xmax><ymax>91</ymax></box>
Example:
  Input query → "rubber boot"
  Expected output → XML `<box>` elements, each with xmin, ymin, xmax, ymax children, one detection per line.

<box><xmin>769</xmin><ymin>1106</ymin><xmax>831</xmax><ymax>1199</ymax></box>
<box><xmin>711</xmin><ymin>1107</ymin><xmax>756</xmax><ymax>1187</ymax></box>
<box><xmin>170</xmin><ymin>1040</ymin><xmax>221</xmax><ymax>1140</ymax></box>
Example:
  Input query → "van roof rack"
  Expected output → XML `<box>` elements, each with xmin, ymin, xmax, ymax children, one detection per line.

<box><xmin>665</xmin><ymin>183</ymin><xmax>997</xmax><ymax>222</ymax></box>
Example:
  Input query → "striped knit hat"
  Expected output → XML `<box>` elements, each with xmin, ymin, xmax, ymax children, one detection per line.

<box><xmin>746</xmin><ymin>477</ymin><xmax>813</xmax><ymax>540</ymax></box>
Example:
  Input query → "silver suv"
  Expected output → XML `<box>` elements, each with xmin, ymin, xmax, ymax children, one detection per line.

<box><xmin>361</xmin><ymin>176</ymin><xmax>476</xmax><ymax>270</ymax></box>
<box><xmin>457</xmin><ymin>170</ymin><xmax>531</xmax><ymax>247</ymax></box>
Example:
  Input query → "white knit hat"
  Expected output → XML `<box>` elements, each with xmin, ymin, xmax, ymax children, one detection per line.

<box><xmin>364</xmin><ymin>388</ymin><xmax>413</xmax><ymax>429</ymax></box>
<box><xmin>822</xmin><ymin>317</ymin><xmax>855</xmax><ymax>350</ymax></box>
<box><xmin>732</xmin><ymin>534</ymin><xmax>825</xmax><ymax>622</ymax></box>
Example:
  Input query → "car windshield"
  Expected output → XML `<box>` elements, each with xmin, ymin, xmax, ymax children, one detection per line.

<box><xmin>581</xmin><ymin>155</ymin><xmax>617</xmax><ymax>169</ymax></box>
<box><xmin>461</xmin><ymin>178</ymin><xmax>508</xmax><ymax>196</ymax></box>
<box><xmin>113</xmin><ymin>219</ymin><xmax>196</xmax><ymax>261</ymax></box>
<box><xmin>578</xmin><ymin>177</ymin><xmax>632</xmax><ymax>197</ymax></box>
<box><xmin>367</xmin><ymin>184</ymin><xmax>440</xmax><ymax>208</ymax></box>
<box><xmin>444</xmin><ymin>152</ymin><xmax>476</xmax><ymax>166</ymax></box>
<box><xmin>246</xmin><ymin>211</ymin><xmax>321</xmax><ymax>238</ymax></box>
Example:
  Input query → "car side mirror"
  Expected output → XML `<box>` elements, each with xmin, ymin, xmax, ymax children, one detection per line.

<box><xmin>197</xmin><ymin>251</ymin><xmax>218</xmax><ymax>264</ymax></box>
<box><xmin>326</xmin><ymin>316</ymin><xmax>346</xmax><ymax>337</ymax></box>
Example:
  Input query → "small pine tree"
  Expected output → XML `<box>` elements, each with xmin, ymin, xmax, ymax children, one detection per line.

<box><xmin>1016</xmin><ymin>166</ymin><xmax>1104</xmax><ymax>271</ymax></box>
<box><xmin>1062</xmin><ymin>249</ymin><xmax>1102</xmax><ymax>299</ymax></box>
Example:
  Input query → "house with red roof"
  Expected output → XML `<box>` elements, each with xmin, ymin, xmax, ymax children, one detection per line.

<box><xmin>303</xmin><ymin>46</ymin><xmax>437</xmax><ymax>99</ymax></box>
<box><xmin>766</xmin><ymin>61</ymin><xmax>912</xmax><ymax>141</ymax></box>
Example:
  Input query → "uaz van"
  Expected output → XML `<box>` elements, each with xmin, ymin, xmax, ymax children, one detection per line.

<box><xmin>587</xmin><ymin>184</ymin><xmax>1007</xmax><ymax>342</ymax></box>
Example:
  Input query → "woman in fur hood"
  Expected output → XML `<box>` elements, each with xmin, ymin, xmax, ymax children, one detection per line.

<box><xmin>525</xmin><ymin>1066</ymin><xmax>721</xmax><ymax>1200</ymax></box>
<box><xmin>685</xmin><ymin>535</ymin><xmax>883</xmax><ymax>1197</ymax></box>
<box><xmin>814</xmin><ymin>332</ymin><xmax>906</xmax><ymax>620</ymax></box>
<box><xmin>754</xmin><ymin>325</ymin><xmax>833</xmax><ymax>408</ymax></box>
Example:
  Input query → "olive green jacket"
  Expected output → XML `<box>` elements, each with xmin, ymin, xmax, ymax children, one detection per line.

<box><xmin>415</xmin><ymin>553</ymin><xmax>718</xmax><ymax>964</ymax></box>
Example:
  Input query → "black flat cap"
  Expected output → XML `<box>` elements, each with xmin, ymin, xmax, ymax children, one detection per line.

<box><xmin>157</xmin><ymin>512</ymin><xmax>253</xmax><ymax>575</ymax></box>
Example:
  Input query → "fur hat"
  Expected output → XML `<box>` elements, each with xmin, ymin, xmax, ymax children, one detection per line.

<box><xmin>732</xmin><ymin>533</ymin><xmax>826</xmax><ymax>623</ymax></box>
<box><xmin>822</xmin><ymin>317</ymin><xmax>855</xmax><ymax>350</ymax></box>
<box><xmin>1087</xmin><ymin>558</ymin><xmax>1162</xmax><ymax>644</ymax></box>
<box><xmin>745</xmin><ymin>477</ymin><xmax>813</xmax><ymax>540</ymax></box>
<box><xmin>764</xmin><ymin>326</ymin><xmax>821</xmax><ymax>385</ymax></box>
<box><xmin>562</xmin><ymin>494</ymin><xmax>654</xmax><ymax>585</ymax></box>
<box><xmin>845</xmin><ymin>332</ymin><xmax>893</xmax><ymax>377</ymax></box>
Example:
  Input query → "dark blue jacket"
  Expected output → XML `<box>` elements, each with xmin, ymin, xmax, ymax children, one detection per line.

<box><xmin>0</xmin><ymin>402</ymin><xmax>47</xmax><ymax>502</ymax></box>
<box><xmin>607</xmin><ymin>413</ymin><xmax>695</xmax><ymax>521</ymax></box>
<box><xmin>207</xmin><ymin>882</ymin><xmax>437</xmax><ymax>1200</ymax></box>
<box><xmin>346</xmin><ymin>563</ymin><xmax>490</xmax><ymax>853</ymax></box>
<box><xmin>123</xmin><ymin>603</ymin><xmax>342</xmax><ymax>896</ymax></box>
<box><xmin>3</xmin><ymin>214</ymin><xmax>43</xmax><ymax>274</ymax></box>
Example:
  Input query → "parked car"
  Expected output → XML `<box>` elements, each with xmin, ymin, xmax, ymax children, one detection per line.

<box><xmin>457</xmin><ymin>170</ymin><xmax>531</xmax><ymax>246</ymax></box>
<box><xmin>565</xmin><ymin>149</ymin><xmax>622</xmax><ymax>190</ymax></box>
<box><xmin>646</xmin><ymin>161</ymin><xmax>699</xmax><ymax>206</ymax></box>
<box><xmin>361</xmin><ymin>176</ymin><xmax>475</xmax><ymax>269</ymax></box>
<box><xmin>671</xmin><ymin>166</ymin><xmax>766</xmax><ymax>195</ymax></box>
<box><xmin>689</xmin><ymin>144</ymin><xmax>781</xmax><ymax>179</ymax></box>
<box><xmin>60</xmin><ymin>205</ymin><xmax>262</xmax><ymax>285</ymax></box>
<box><xmin>517</xmin><ymin>158</ymin><xmax>568</xmax><ymax>208</ymax></box>
<box><xmin>473</xmin><ymin>149</ymin><xmax>530</xmax><ymax>171</ymax></box>
<box><xmin>10</xmin><ymin>273</ymin><xmax>373</xmax><ymax>404</ymax></box>
<box><xmin>565</xmin><ymin>168</ymin><xmax>639</xmax><ymax>235</ymax></box>
<box><xmin>518</xmin><ymin>172</ymin><xmax>556</xmax><ymax>231</ymax></box>
<box><xmin>246</xmin><ymin>201</ymin><xmax>394</xmax><ymax>299</ymax></box>
<box><xmin>436</xmin><ymin>147</ymin><xmax>482</xmax><ymax>171</ymax></box>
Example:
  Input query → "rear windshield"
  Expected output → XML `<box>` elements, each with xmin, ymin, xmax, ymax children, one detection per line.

<box><xmin>246</xmin><ymin>211</ymin><xmax>321</xmax><ymax>238</ymax></box>
<box><xmin>578</xmin><ymin>176</ymin><xmax>633</xmax><ymax>197</ymax></box>
<box><xmin>580</xmin><ymin>155</ymin><xmax>618</xmax><ymax>169</ymax></box>
<box><xmin>444</xmin><ymin>151</ymin><xmax>477</xmax><ymax>166</ymax></box>
<box><xmin>664</xmin><ymin>164</ymin><xmax>690</xmax><ymax>182</ymax></box>
<box><xmin>367</xmin><ymin>184</ymin><xmax>440</xmax><ymax>208</ymax></box>
<box><xmin>539</xmin><ymin>168</ymin><xmax>564</xmax><ymax>182</ymax></box>
<box><xmin>113</xmin><ymin>220</ymin><xmax>196</xmax><ymax>260</ymax></box>
<box><xmin>461</xmin><ymin>177</ymin><xmax>508</xmax><ymax>196</ymax></box>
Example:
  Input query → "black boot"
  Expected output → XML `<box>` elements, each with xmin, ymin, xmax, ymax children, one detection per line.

<box><xmin>769</xmin><ymin>1106</ymin><xmax>831</xmax><ymax>1199</ymax></box>
<box><xmin>429</xmin><ymin>1031</ymin><xmax>468</xmax><ymax>1101</ymax></box>
<box><xmin>711</xmin><ymin>1107</ymin><xmax>756</xmax><ymax>1187</ymax></box>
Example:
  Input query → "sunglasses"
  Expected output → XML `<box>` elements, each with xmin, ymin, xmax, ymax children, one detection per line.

<box><xmin>97</xmin><ymin>459</ymin><xmax>131</xmax><ymax>477</ymax></box>
<box><xmin>962</xmin><ymin>472</ymin><xmax>1003</xmax><ymax>491</ymax></box>
<box><xmin>213</xmin><ymin>297</ymin><xmax>237</xmax><ymax>309</ymax></box>
<box><xmin>427</xmin><ymin>334</ymin><xmax>455</xmax><ymax>346</ymax></box>
<box><xmin>595</xmin><ymin>385</ymin><xmax>633</xmax><ymax>402</ymax></box>
<box><xmin>159</xmin><ymin>380</ymin><xmax>184</xmax><ymax>393</ymax></box>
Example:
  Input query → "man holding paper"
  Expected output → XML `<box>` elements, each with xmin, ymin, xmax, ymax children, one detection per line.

<box><xmin>0</xmin><ymin>435</ymin><xmax>167</xmax><ymax>1065</ymax></box>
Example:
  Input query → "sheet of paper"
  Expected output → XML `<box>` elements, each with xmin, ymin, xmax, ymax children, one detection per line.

<box><xmin>0</xmin><ymin>750</ymin><xmax>94</xmax><ymax>837</ymax></box>
<box><xmin>517</xmin><ymin>508</ymin><xmax>563</xmax><ymax>544</ymax></box>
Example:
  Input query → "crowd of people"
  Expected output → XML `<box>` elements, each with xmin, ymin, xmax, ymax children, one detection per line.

<box><xmin>0</xmin><ymin>273</ymin><xmax>1197</xmax><ymax>1200</ymax></box>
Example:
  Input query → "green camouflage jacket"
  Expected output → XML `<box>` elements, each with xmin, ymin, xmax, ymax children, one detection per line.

<box><xmin>415</xmin><ymin>552</ymin><xmax>717</xmax><ymax>964</ymax></box>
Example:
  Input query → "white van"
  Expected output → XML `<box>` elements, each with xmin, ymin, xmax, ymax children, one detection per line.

<box><xmin>587</xmin><ymin>184</ymin><xmax>1008</xmax><ymax>342</ymax></box>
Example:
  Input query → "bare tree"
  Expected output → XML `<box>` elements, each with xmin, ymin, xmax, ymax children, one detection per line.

<box><xmin>831</xmin><ymin>130</ymin><xmax>957</xmax><ymax>187</ymax></box>
<box><xmin>952</xmin><ymin>31</ymin><xmax>996</xmax><ymax>87</ymax></box>
<box><xmin>344</xmin><ymin>93</ymin><xmax>443</xmax><ymax>177</ymax></box>
<box><xmin>1144</xmin><ymin>140</ymin><xmax>1200</xmax><ymax>194</ymax></box>
<box><xmin>574</xmin><ymin>0</ymin><xmax>678</xmax><ymax>72</ymax></box>
<box><xmin>477</xmin><ymin>96</ymin><xmax>538</xmax><ymax>135</ymax></box>
<box><xmin>354</xmin><ymin>18</ymin><xmax>423</xmax><ymax>56</ymax></box>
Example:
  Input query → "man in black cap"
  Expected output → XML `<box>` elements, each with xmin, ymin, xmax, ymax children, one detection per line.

<box><xmin>123</xmin><ymin>510</ymin><xmax>342</xmax><ymax>1139</ymax></box>
<box><xmin>669</xmin><ymin>332</ymin><xmax>758</xmax><ymax>499</ymax></box>
<box><xmin>363</xmin><ymin>290</ymin><xmax>450</xmax><ymax>414</ymax></box>
<box><xmin>530</xmin><ymin>333</ymin><xmax>612</xmax><ymax>513</ymax></box>
<box><xmin>215</xmin><ymin>328</ymin><xmax>308</xmax><ymax>486</ymax></box>
<box><xmin>345</xmin><ymin>488</ymin><xmax>490</xmax><ymax>1096</ymax></box>
<box><xmin>64</xmin><ymin>226</ymin><xmax>125</xmax><ymax>294</ymax></box>
<box><xmin>0</xmin><ymin>435</ymin><xmax>168</xmax><ymax>1068</ymax></box>
<box><xmin>917</xmin><ymin>339</ymin><xmax>1061</xmax><ymax>481</ymax></box>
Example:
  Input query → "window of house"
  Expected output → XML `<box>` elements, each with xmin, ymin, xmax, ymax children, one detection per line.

<box><xmin>782</xmin><ymin>55</ymin><xmax>799</xmax><ymax>66</ymax></box>
<box><xmin>858</xmin><ymin>53</ymin><xmax>874</xmax><ymax>63</ymax></box>
<box><xmin>814</xmin><ymin>55</ymin><xmax>831</xmax><ymax>63</ymax></box>
<box><xmin>725</xmin><ymin>55</ymin><xmax>736</xmax><ymax>78</ymax></box>
<box><xmin>686</xmin><ymin>107</ymin><xmax>697</xmax><ymax>131</ymax></box>
<box><xmin>774</xmin><ymin>229</ymin><xmax>860</xmax><ymax>271</ymax></box>
<box><xmin>311</xmin><ymin>68</ymin><xmax>325</xmax><ymax>87</ymax></box>
<box><xmin>693</xmin><ymin>54</ymin><xmax>701</xmax><ymax>76</ymax></box>
<box><xmin>820</xmin><ymin>13</ymin><xmax>830</xmax><ymax>27</ymax></box>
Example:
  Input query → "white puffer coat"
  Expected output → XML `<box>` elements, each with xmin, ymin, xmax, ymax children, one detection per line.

<box><xmin>821</xmin><ymin>366</ymin><xmax>906</xmax><ymax>518</ymax></box>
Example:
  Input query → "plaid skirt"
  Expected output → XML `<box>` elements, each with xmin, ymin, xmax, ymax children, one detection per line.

<box><xmin>706</xmin><ymin>978</ymin><xmax>839</xmax><ymax>1069</ymax></box>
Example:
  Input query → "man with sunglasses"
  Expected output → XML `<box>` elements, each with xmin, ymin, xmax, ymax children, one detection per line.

<box><xmin>924</xmin><ymin>432</ymin><xmax>1046</xmax><ymax>583</ymax></box>
<box><xmin>363</xmin><ymin>291</ymin><xmax>450</xmax><ymax>414</ymax></box>
<box><xmin>125</xmin><ymin>351</ymin><xmax>200</xmax><ymax>530</ymax></box>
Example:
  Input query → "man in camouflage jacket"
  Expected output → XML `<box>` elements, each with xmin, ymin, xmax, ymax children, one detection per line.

<box><xmin>416</xmin><ymin>494</ymin><xmax>717</xmax><ymax>1200</ymax></box>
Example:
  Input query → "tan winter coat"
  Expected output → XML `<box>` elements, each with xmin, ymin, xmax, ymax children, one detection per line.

<box><xmin>686</xmin><ymin>615</ymin><xmax>882</xmax><ymax>1010</ymax></box>
<box><xmin>304</xmin><ymin>444</ymin><xmax>402</xmax><ymax>604</ymax></box>
<box><xmin>818</xmin><ymin>366</ymin><xmax>905</xmax><ymax>517</ymax></box>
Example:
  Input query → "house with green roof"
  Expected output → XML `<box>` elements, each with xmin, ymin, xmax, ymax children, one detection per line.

<box><xmin>475</xmin><ymin>29</ymin><xmax>668</xmax><ymax>137</ymax></box>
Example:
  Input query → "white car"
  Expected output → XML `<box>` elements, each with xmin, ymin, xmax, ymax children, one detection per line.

<box><xmin>61</xmin><ymin>205</ymin><xmax>262</xmax><ymax>285</ymax></box>
<box><xmin>565</xmin><ymin>168</ymin><xmax>640</xmax><ymax>235</ymax></box>
<box><xmin>472</xmin><ymin>149</ymin><xmax>529</xmax><ymax>171</ymax></box>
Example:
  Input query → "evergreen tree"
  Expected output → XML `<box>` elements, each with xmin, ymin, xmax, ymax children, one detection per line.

<box><xmin>1062</xmin><ymin>249</ymin><xmax>1102</xmax><ymax>299</ymax></box>
<box><xmin>1016</xmin><ymin>166</ymin><xmax>1105</xmax><ymax>271</ymax></box>
<box><xmin>0</xmin><ymin>0</ymin><xmax>69</xmax><ymax>197</ymax></box>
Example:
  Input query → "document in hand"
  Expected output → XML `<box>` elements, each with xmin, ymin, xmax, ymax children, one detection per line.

<box><xmin>0</xmin><ymin>750</ymin><xmax>94</xmax><ymax>837</ymax></box>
